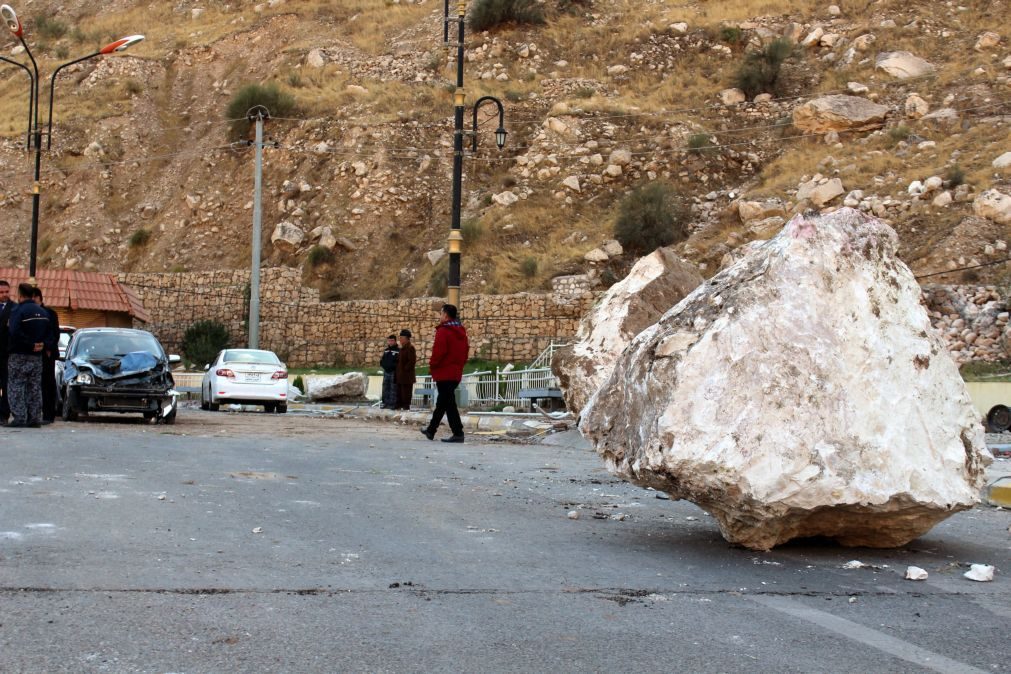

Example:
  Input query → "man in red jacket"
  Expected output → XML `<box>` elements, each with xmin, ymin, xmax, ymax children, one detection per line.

<box><xmin>421</xmin><ymin>303</ymin><xmax>469</xmax><ymax>443</ymax></box>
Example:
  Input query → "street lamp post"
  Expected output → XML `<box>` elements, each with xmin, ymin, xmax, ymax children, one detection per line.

<box><xmin>445</xmin><ymin>2</ymin><xmax>508</xmax><ymax>308</ymax></box>
<box><xmin>1</xmin><ymin>3</ymin><xmax>143</xmax><ymax>283</ymax></box>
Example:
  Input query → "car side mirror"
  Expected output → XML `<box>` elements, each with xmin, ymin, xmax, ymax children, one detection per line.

<box><xmin>169</xmin><ymin>354</ymin><xmax>182</xmax><ymax>364</ymax></box>
<box><xmin>203</xmin><ymin>364</ymin><xmax>210</xmax><ymax>371</ymax></box>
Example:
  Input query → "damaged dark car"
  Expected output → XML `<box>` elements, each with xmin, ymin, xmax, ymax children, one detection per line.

<box><xmin>61</xmin><ymin>328</ymin><xmax>181</xmax><ymax>423</ymax></box>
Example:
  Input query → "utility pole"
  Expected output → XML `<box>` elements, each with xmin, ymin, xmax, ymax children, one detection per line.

<box><xmin>447</xmin><ymin>0</ymin><xmax>466</xmax><ymax>308</ymax></box>
<box><xmin>248</xmin><ymin>107</ymin><xmax>269</xmax><ymax>350</ymax></box>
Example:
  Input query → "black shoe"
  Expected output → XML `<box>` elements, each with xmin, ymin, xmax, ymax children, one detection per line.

<box><xmin>420</xmin><ymin>429</ymin><xmax>435</xmax><ymax>441</ymax></box>
<box><xmin>28</xmin><ymin>422</ymin><xmax>42</xmax><ymax>428</ymax></box>
<box><xmin>441</xmin><ymin>435</ymin><xmax>465</xmax><ymax>443</ymax></box>
<box><xmin>7</xmin><ymin>421</ymin><xmax>27</xmax><ymax>428</ymax></box>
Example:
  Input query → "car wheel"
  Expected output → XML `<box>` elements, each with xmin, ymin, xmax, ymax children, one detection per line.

<box><xmin>61</xmin><ymin>389</ymin><xmax>78</xmax><ymax>422</ymax></box>
<box><xmin>987</xmin><ymin>404</ymin><xmax>1011</xmax><ymax>432</ymax></box>
<box><xmin>264</xmin><ymin>402</ymin><xmax>277</xmax><ymax>413</ymax></box>
<box><xmin>276</xmin><ymin>402</ymin><xmax>287</xmax><ymax>414</ymax></box>
<box><xmin>200</xmin><ymin>387</ymin><xmax>209</xmax><ymax>411</ymax></box>
<box><xmin>208</xmin><ymin>397</ymin><xmax>220</xmax><ymax>412</ymax></box>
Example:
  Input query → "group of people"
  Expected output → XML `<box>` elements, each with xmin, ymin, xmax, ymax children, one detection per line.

<box><xmin>379</xmin><ymin>303</ymin><xmax>470</xmax><ymax>443</ymax></box>
<box><xmin>0</xmin><ymin>280</ymin><xmax>60</xmax><ymax>429</ymax></box>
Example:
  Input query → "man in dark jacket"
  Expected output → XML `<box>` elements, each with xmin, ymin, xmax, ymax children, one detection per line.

<box><xmin>379</xmin><ymin>334</ymin><xmax>400</xmax><ymax>409</ymax></box>
<box><xmin>0</xmin><ymin>279</ymin><xmax>12</xmax><ymax>425</ymax></box>
<box><xmin>395</xmin><ymin>329</ymin><xmax>416</xmax><ymax>410</ymax></box>
<box><xmin>32</xmin><ymin>287</ymin><xmax>59</xmax><ymax>424</ymax></box>
<box><xmin>6</xmin><ymin>283</ymin><xmax>50</xmax><ymax>428</ymax></box>
<box><xmin>420</xmin><ymin>304</ymin><xmax>469</xmax><ymax>443</ymax></box>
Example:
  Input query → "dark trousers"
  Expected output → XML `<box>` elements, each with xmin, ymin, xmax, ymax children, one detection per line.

<box><xmin>396</xmin><ymin>381</ymin><xmax>414</xmax><ymax>410</ymax></box>
<box><xmin>0</xmin><ymin>356</ymin><xmax>9</xmax><ymax>422</ymax></box>
<box><xmin>425</xmin><ymin>380</ymin><xmax>463</xmax><ymax>437</ymax></box>
<box><xmin>41</xmin><ymin>353</ymin><xmax>56</xmax><ymax>422</ymax></box>
<box><xmin>8</xmin><ymin>353</ymin><xmax>43</xmax><ymax>425</ymax></box>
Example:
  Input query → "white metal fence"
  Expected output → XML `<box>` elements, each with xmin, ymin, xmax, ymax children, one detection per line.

<box><xmin>411</xmin><ymin>366</ymin><xmax>561</xmax><ymax>411</ymax></box>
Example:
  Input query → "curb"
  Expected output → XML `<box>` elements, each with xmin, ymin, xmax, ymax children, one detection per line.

<box><xmin>286</xmin><ymin>403</ymin><xmax>564</xmax><ymax>435</ymax></box>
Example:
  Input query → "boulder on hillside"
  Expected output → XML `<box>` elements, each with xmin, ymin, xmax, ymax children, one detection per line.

<box><xmin>579</xmin><ymin>208</ymin><xmax>991</xmax><ymax>550</ymax></box>
<box><xmin>797</xmin><ymin>178</ymin><xmax>845</xmax><ymax>207</ymax></box>
<box><xmin>875</xmin><ymin>51</ymin><xmax>936</xmax><ymax>79</ymax></box>
<box><xmin>973</xmin><ymin>189</ymin><xmax>1011</xmax><ymax>225</ymax></box>
<box><xmin>270</xmin><ymin>221</ymin><xmax>304</xmax><ymax>252</ymax></box>
<box><xmin>552</xmin><ymin>248</ymin><xmax>702</xmax><ymax>416</ymax></box>
<box><xmin>737</xmin><ymin>199</ymin><xmax>786</xmax><ymax>223</ymax></box>
<box><xmin>305</xmin><ymin>372</ymin><xmax>368</xmax><ymax>402</ymax></box>
<box><xmin>792</xmin><ymin>95</ymin><xmax>890</xmax><ymax>133</ymax></box>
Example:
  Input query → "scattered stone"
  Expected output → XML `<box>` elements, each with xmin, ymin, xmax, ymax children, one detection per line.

<box><xmin>847</xmin><ymin>82</ymin><xmax>869</xmax><ymax>94</ymax></box>
<box><xmin>875</xmin><ymin>51</ymin><xmax>936</xmax><ymax>79</ymax></box>
<box><xmin>270</xmin><ymin>221</ymin><xmax>304</xmax><ymax>252</ymax></box>
<box><xmin>426</xmin><ymin>248</ymin><xmax>447</xmax><ymax>266</ymax></box>
<box><xmin>335</xmin><ymin>236</ymin><xmax>357</xmax><ymax>252</ymax></box>
<box><xmin>793</xmin><ymin>95</ymin><xmax>889</xmax><ymax>133</ymax></box>
<box><xmin>252</xmin><ymin>527</ymin><xmax>264</xmax><ymax>534</ymax></box>
<box><xmin>720</xmin><ymin>88</ymin><xmax>746</xmax><ymax>105</ymax></box>
<box><xmin>607</xmin><ymin>65</ymin><xmax>629</xmax><ymax>76</ymax></box>
<box><xmin>738</xmin><ymin>199</ymin><xmax>786</xmax><ymax>223</ymax></box>
<box><xmin>352</xmin><ymin>161</ymin><xmax>369</xmax><ymax>177</ymax></box>
<box><xmin>904</xmin><ymin>94</ymin><xmax>929</xmax><ymax>119</ymax></box>
<box><xmin>345</xmin><ymin>84</ymin><xmax>369</xmax><ymax>96</ymax></box>
<box><xmin>579</xmin><ymin>209</ymin><xmax>991</xmax><ymax>550</ymax></box>
<box><xmin>563</xmin><ymin>176</ymin><xmax>581</xmax><ymax>192</ymax></box>
<box><xmin>567</xmin><ymin>510</ymin><xmax>580</xmax><ymax>520</ymax></box>
<box><xmin>553</xmin><ymin>248</ymin><xmax>702</xmax><ymax>415</ymax></box>
<box><xmin>583</xmin><ymin>248</ymin><xmax>608</xmax><ymax>263</ymax></box>
<box><xmin>318</xmin><ymin>227</ymin><xmax>337</xmax><ymax>251</ymax></box>
<box><xmin>973</xmin><ymin>189</ymin><xmax>1011</xmax><ymax>225</ymax></box>
<box><xmin>305</xmin><ymin>372</ymin><xmax>368</xmax><ymax>402</ymax></box>
<box><xmin>993</xmin><ymin>152</ymin><xmax>1011</xmax><ymax>170</ymax></box>
<box><xmin>306</xmin><ymin>48</ymin><xmax>327</xmax><ymax>68</ymax></box>
<box><xmin>905</xmin><ymin>566</ymin><xmax>928</xmax><ymax>580</ymax></box>
<box><xmin>601</xmin><ymin>240</ymin><xmax>624</xmax><ymax>257</ymax></box>
<box><xmin>933</xmin><ymin>191</ymin><xmax>953</xmax><ymax>208</ymax></box>
<box><xmin>604</xmin><ymin>164</ymin><xmax>623</xmax><ymax>178</ymax></box>
<box><xmin>974</xmin><ymin>32</ymin><xmax>1000</xmax><ymax>51</ymax></box>
<box><xmin>963</xmin><ymin>564</ymin><xmax>995</xmax><ymax>582</ymax></box>
<box><xmin>670</xmin><ymin>22</ymin><xmax>689</xmax><ymax>34</ymax></box>
<box><xmin>493</xmin><ymin>191</ymin><xmax>519</xmax><ymax>207</ymax></box>
<box><xmin>608</xmin><ymin>149</ymin><xmax>633</xmax><ymax>166</ymax></box>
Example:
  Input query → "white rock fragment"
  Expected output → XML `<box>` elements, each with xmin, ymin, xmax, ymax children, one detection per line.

<box><xmin>579</xmin><ymin>209</ymin><xmax>991</xmax><ymax>550</ymax></box>
<box><xmin>843</xmin><ymin>560</ymin><xmax>866</xmax><ymax>569</ymax></box>
<box><xmin>993</xmin><ymin>152</ymin><xmax>1011</xmax><ymax>170</ymax></box>
<box><xmin>553</xmin><ymin>248</ymin><xmax>702</xmax><ymax>415</ymax></box>
<box><xmin>567</xmin><ymin>510</ymin><xmax>580</xmax><ymax>520</ymax></box>
<box><xmin>905</xmin><ymin>566</ymin><xmax>928</xmax><ymax>580</ymax></box>
<box><xmin>963</xmin><ymin>564</ymin><xmax>995</xmax><ymax>582</ymax></box>
<box><xmin>252</xmin><ymin>527</ymin><xmax>264</xmax><ymax>534</ymax></box>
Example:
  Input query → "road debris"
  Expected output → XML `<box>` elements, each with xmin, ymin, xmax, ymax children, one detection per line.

<box><xmin>252</xmin><ymin>527</ymin><xmax>264</xmax><ymax>534</ymax></box>
<box><xmin>904</xmin><ymin>566</ymin><xmax>929</xmax><ymax>580</ymax></box>
<box><xmin>963</xmin><ymin>564</ymin><xmax>995</xmax><ymax>582</ymax></box>
<box><xmin>567</xmin><ymin>510</ymin><xmax>580</xmax><ymax>520</ymax></box>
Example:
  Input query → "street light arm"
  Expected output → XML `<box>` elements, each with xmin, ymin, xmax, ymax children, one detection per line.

<box><xmin>0</xmin><ymin>54</ymin><xmax>34</xmax><ymax>149</ymax></box>
<box><xmin>47</xmin><ymin>51</ymin><xmax>101</xmax><ymax>150</ymax></box>
<box><xmin>471</xmin><ymin>95</ymin><xmax>505</xmax><ymax>152</ymax></box>
<box><xmin>16</xmin><ymin>34</ymin><xmax>38</xmax><ymax>130</ymax></box>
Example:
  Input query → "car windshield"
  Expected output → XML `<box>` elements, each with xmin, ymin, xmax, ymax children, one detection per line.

<box><xmin>73</xmin><ymin>332</ymin><xmax>165</xmax><ymax>360</ymax></box>
<box><xmin>59</xmin><ymin>333</ymin><xmax>72</xmax><ymax>349</ymax></box>
<box><xmin>222</xmin><ymin>349</ymin><xmax>280</xmax><ymax>365</ymax></box>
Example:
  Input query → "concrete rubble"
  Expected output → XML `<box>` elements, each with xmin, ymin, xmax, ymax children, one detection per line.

<box><xmin>578</xmin><ymin>208</ymin><xmax>992</xmax><ymax>550</ymax></box>
<box><xmin>552</xmin><ymin>247</ymin><xmax>702</xmax><ymax>416</ymax></box>
<box><xmin>304</xmin><ymin>372</ymin><xmax>368</xmax><ymax>402</ymax></box>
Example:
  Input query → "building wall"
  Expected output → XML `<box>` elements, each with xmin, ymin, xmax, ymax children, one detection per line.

<box><xmin>55</xmin><ymin>309</ymin><xmax>133</xmax><ymax>329</ymax></box>
<box><xmin>117</xmin><ymin>269</ymin><xmax>598</xmax><ymax>367</ymax></box>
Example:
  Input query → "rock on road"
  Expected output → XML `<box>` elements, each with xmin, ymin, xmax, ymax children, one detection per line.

<box><xmin>1</xmin><ymin>411</ymin><xmax>1008</xmax><ymax>673</ymax></box>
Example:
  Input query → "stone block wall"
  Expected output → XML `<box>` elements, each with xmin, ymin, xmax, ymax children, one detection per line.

<box><xmin>118</xmin><ymin>268</ymin><xmax>595</xmax><ymax>367</ymax></box>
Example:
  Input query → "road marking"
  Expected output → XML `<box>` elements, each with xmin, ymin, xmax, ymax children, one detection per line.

<box><xmin>750</xmin><ymin>595</ymin><xmax>988</xmax><ymax>674</ymax></box>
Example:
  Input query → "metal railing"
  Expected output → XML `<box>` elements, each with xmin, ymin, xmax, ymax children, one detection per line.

<box><xmin>529</xmin><ymin>341</ymin><xmax>568</xmax><ymax>370</ymax></box>
<box><xmin>411</xmin><ymin>366</ymin><xmax>561</xmax><ymax>411</ymax></box>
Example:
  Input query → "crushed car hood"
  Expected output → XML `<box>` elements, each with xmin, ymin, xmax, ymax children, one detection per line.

<box><xmin>65</xmin><ymin>351</ymin><xmax>170</xmax><ymax>383</ymax></box>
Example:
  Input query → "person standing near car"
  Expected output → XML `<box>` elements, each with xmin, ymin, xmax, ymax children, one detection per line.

<box><xmin>420</xmin><ymin>304</ymin><xmax>469</xmax><ymax>443</ymax></box>
<box><xmin>379</xmin><ymin>334</ymin><xmax>400</xmax><ymax>409</ymax></box>
<box><xmin>395</xmin><ymin>329</ymin><xmax>416</xmax><ymax>410</ymax></box>
<box><xmin>0</xmin><ymin>280</ymin><xmax>13</xmax><ymax>425</ymax></box>
<box><xmin>6</xmin><ymin>283</ymin><xmax>49</xmax><ymax>428</ymax></box>
<box><xmin>32</xmin><ymin>287</ymin><xmax>59</xmax><ymax>425</ymax></box>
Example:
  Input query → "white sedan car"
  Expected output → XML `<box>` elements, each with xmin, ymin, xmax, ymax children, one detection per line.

<box><xmin>200</xmin><ymin>349</ymin><xmax>289</xmax><ymax>413</ymax></box>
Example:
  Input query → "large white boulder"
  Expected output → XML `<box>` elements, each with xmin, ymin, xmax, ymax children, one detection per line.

<box><xmin>792</xmin><ymin>95</ymin><xmax>890</xmax><ymax>133</ymax></box>
<box><xmin>579</xmin><ymin>209</ymin><xmax>991</xmax><ymax>550</ymax></box>
<box><xmin>270</xmin><ymin>221</ymin><xmax>304</xmax><ymax>252</ymax></box>
<box><xmin>553</xmin><ymin>248</ymin><xmax>702</xmax><ymax>416</ymax></box>
<box><xmin>875</xmin><ymin>51</ymin><xmax>936</xmax><ymax>78</ymax></box>
<box><xmin>973</xmin><ymin>189</ymin><xmax>1011</xmax><ymax>225</ymax></box>
<box><xmin>305</xmin><ymin>372</ymin><xmax>368</xmax><ymax>402</ymax></box>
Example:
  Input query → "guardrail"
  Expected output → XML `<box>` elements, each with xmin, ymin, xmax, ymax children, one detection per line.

<box><xmin>411</xmin><ymin>366</ymin><xmax>561</xmax><ymax>411</ymax></box>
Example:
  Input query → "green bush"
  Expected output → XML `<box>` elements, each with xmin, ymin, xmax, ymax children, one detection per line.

<box><xmin>945</xmin><ymin>164</ymin><xmax>966</xmax><ymax>187</ymax></box>
<box><xmin>307</xmin><ymin>245</ymin><xmax>334</xmax><ymax>267</ymax></box>
<box><xmin>613</xmin><ymin>183</ymin><xmax>689</xmax><ymax>255</ymax></box>
<box><xmin>461</xmin><ymin>218</ymin><xmax>483</xmax><ymax>245</ymax></box>
<box><xmin>292</xmin><ymin>375</ymin><xmax>305</xmax><ymax>395</ymax></box>
<box><xmin>182</xmin><ymin>320</ymin><xmax>230</xmax><ymax>369</ymax></box>
<box><xmin>735</xmin><ymin>38</ymin><xmax>793</xmax><ymax>99</ymax></box>
<box><xmin>34</xmin><ymin>15</ymin><xmax>67</xmax><ymax>39</ymax></box>
<box><xmin>520</xmin><ymin>256</ymin><xmax>538</xmax><ymax>278</ymax></box>
<box><xmin>225</xmin><ymin>83</ymin><xmax>296</xmax><ymax>139</ymax></box>
<box><xmin>469</xmin><ymin>0</ymin><xmax>546</xmax><ymax>32</ymax></box>
<box><xmin>129</xmin><ymin>228</ymin><xmax>151</xmax><ymax>248</ymax></box>
<box><xmin>687</xmin><ymin>133</ymin><xmax>717</xmax><ymax>156</ymax></box>
<box><xmin>720</xmin><ymin>26</ymin><xmax>744</xmax><ymax>45</ymax></box>
<box><xmin>125</xmin><ymin>79</ymin><xmax>143</xmax><ymax>95</ymax></box>
<box><xmin>887</xmin><ymin>124</ymin><xmax>911</xmax><ymax>144</ymax></box>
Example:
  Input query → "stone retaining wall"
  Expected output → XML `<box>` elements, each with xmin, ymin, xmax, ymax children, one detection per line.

<box><xmin>117</xmin><ymin>268</ymin><xmax>595</xmax><ymax>367</ymax></box>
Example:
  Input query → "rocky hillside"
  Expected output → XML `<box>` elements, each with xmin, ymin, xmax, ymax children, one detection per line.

<box><xmin>0</xmin><ymin>0</ymin><xmax>1008</xmax><ymax>300</ymax></box>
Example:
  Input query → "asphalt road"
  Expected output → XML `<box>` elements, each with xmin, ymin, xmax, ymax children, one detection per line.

<box><xmin>1</xmin><ymin>410</ymin><xmax>1008</xmax><ymax>673</ymax></box>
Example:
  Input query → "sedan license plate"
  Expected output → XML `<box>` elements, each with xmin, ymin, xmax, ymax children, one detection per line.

<box><xmin>244</xmin><ymin>373</ymin><xmax>262</xmax><ymax>382</ymax></box>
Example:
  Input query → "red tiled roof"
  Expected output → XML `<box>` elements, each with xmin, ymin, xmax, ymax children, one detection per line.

<box><xmin>0</xmin><ymin>268</ymin><xmax>150</xmax><ymax>323</ymax></box>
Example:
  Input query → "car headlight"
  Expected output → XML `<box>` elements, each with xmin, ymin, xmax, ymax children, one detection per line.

<box><xmin>75</xmin><ymin>373</ymin><xmax>93</xmax><ymax>385</ymax></box>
